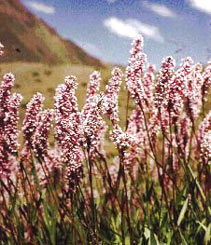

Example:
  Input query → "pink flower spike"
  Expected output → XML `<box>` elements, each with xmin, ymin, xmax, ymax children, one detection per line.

<box><xmin>103</xmin><ymin>67</ymin><xmax>123</xmax><ymax>123</ymax></box>
<box><xmin>54</xmin><ymin>75</ymin><xmax>84</xmax><ymax>191</ymax></box>
<box><xmin>0</xmin><ymin>73</ymin><xmax>22</xmax><ymax>179</ymax></box>
<box><xmin>0</xmin><ymin>42</ymin><xmax>4</xmax><ymax>56</ymax></box>
<box><xmin>22</xmin><ymin>92</ymin><xmax>45</xmax><ymax>143</ymax></box>
<box><xmin>198</xmin><ymin>111</ymin><xmax>211</xmax><ymax>163</ymax></box>
<box><xmin>32</xmin><ymin>109</ymin><xmax>54</xmax><ymax>158</ymax></box>
<box><xmin>126</xmin><ymin>35</ymin><xmax>147</xmax><ymax>105</ymax></box>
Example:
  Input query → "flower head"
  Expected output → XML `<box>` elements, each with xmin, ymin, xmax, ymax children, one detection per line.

<box><xmin>110</xmin><ymin>124</ymin><xmax>134</xmax><ymax>151</ymax></box>
<box><xmin>202</xmin><ymin>61</ymin><xmax>211</xmax><ymax>104</ymax></box>
<box><xmin>4</xmin><ymin>93</ymin><xmax>23</xmax><ymax>154</ymax></box>
<box><xmin>55</xmin><ymin>75</ymin><xmax>84</xmax><ymax>191</ymax></box>
<box><xmin>32</xmin><ymin>109</ymin><xmax>54</xmax><ymax>158</ymax></box>
<box><xmin>22</xmin><ymin>92</ymin><xmax>45</xmax><ymax>143</ymax></box>
<box><xmin>0</xmin><ymin>73</ymin><xmax>22</xmax><ymax>178</ymax></box>
<box><xmin>103</xmin><ymin>67</ymin><xmax>123</xmax><ymax>123</ymax></box>
<box><xmin>0</xmin><ymin>42</ymin><xmax>4</xmax><ymax>56</ymax></box>
<box><xmin>126</xmin><ymin>35</ymin><xmax>147</xmax><ymax>105</ymax></box>
<box><xmin>154</xmin><ymin>56</ymin><xmax>175</xmax><ymax>110</ymax></box>
<box><xmin>86</xmin><ymin>71</ymin><xmax>101</xmax><ymax>99</ymax></box>
<box><xmin>198</xmin><ymin>111</ymin><xmax>211</xmax><ymax>163</ymax></box>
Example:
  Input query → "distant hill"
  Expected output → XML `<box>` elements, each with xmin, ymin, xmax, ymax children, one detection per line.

<box><xmin>0</xmin><ymin>0</ymin><xmax>103</xmax><ymax>67</ymax></box>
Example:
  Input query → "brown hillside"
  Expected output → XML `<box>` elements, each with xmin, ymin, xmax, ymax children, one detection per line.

<box><xmin>0</xmin><ymin>0</ymin><xmax>103</xmax><ymax>67</ymax></box>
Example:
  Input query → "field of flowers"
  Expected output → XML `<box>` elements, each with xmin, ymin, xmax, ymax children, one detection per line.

<box><xmin>0</xmin><ymin>36</ymin><xmax>210</xmax><ymax>244</ymax></box>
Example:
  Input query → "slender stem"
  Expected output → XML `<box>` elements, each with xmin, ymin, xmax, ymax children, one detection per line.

<box><xmin>125</xmin><ymin>92</ymin><xmax>130</xmax><ymax>130</ymax></box>
<box><xmin>120</xmin><ymin>176</ymin><xmax>125</xmax><ymax>245</ymax></box>
<box><xmin>122</xmin><ymin>161</ymin><xmax>133</xmax><ymax>244</ymax></box>
<box><xmin>87</xmin><ymin>144</ymin><xmax>96</xmax><ymax>235</ymax></box>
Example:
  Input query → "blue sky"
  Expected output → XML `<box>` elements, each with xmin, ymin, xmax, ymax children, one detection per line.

<box><xmin>21</xmin><ymin>0</ymin><xmax>211</xmax><ymax>67</ymax></box>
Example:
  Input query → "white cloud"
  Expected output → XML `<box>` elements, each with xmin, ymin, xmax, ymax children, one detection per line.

<box><xmin>188</xmin><ymin>0</ymin><xmax>211</xmax><ymax>14</ymax></box>
<box><xmin>80</xmin><ymin>42</ymin><xmax>102</xmax><ymax>59</ymax></box>
<box><xmin>143</xmin><ymin>1</ymin><xmax>176</xmax><ymax>18</ymax></box>
<box><xmin>27</xmin><ymin>1</ymin><xmax>55</xmax><ymax>14</ymax></box>
<box><xmin>104</xmin><ymin>17</ymin><xmax>164</xmax><ymax>42</ymax></box>
<box><xmin>107</xmin><ymin>0</ymin><xmax>116</xmax><ymax>3</ymax></box>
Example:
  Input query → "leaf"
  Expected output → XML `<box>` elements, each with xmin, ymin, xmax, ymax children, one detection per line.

<box><xmin>154</xmin><ymin>234</ymin><xmax>160</xmax><ymax>245</ymax></box>
<box><xmin>166</xmin><ymin>231</ymin><xmax>173</xmax><ymax>245</ymax></box>
<box><xmin>187</xmin><ymin>165</ymin><xmax>206</xmax><ymax>202</ymax></box>
<box><xmin>144</xmin><ymin>227</ymin><xmax>151</xmax><ymax>245</ymax></box>
<box><xmin>179</xmin><ymin>230</ymin><xmax>188</xmax><ymax>245</ymax></box>
<box><xmin>177</xmin><ymin>197</ymin><xmax>189</xmax><ymax>226</ymax></box>
<box><xmin>196</xmin><ymin>220</ymin><xmax>207</xmax><ymax>232</ymax></box>
<box><xmin>125</xmin><ymin>236</ymin><xmax>130</xmax><ymax>245</ymax></box>
<box><xmin>204</xmin><ymin>223</ymin><xmax>211</xmax><ymax>245</ymax></box>
<box><xmin>151</xmin><ymin>233</ymin><xmax>161</xmax><ymax>245</ymax></box>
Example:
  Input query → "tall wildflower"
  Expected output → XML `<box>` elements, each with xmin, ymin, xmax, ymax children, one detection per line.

<box><xmin>82</xmin><ymin>71</ymin><xmax>107</xmax><ymax>159</ymax></box>
<box><xmin>167</xmin><ymin>58</ymin><xmax>193</xmax><ymax>118</ymax></box>
<box><xmin>201</xmin><ymin>61</ymin><xmax>211</xmax><ymax>108</ymax></box>
<box><xmin>176</xmin><ymin>57</ymin><xmax>193</xmax><ymax>106</ymax></box>
<box><xmin>0</xmin><ymin>73</ymin><xmax>15</xmax><ymax>102</ymax></box>
<box><xmin>154</xmin><ymin>56</ymin><xmax>175</xmax><ymax>110</ymax></box>
<box><xmin>110</xmin><ymin>124</ymin><xmax>134</xmax><ymax>151</ymax></box>
<box><xmin>22</xmin><ymin>93</ymin><xmax>45</xmax><ymax>160</ymax></box>
<box><xmin>127</xmin><ymin>108</ymin><xmax>147</xmax><ymax>147</ymax></box>
<box><xmin>84</xmin><ymin>71</ymin><xmax>101</xmax><ymax>105</ymax></box>
<box><xmin>154</xmin><ymin>56</ymin><xmax>175</xmax><ymax>131</ymax></box>
<box><xmin>4</xmin><ymin>93</ymin><xmax>23</xmax><ymax>154</ymax></box>
<box><xmin>22</xmin><ymin>92</ymin><xmax>45</xmax><ymax>142</ymax></box>
<box><xmin>0</xmin><ymin>73</ymin><xmax>22</xmax><ymax>178</ymax></box>
<box><xmin>126</xmin><ymin>35</ymin><xmax>146</xmax><ymax>105</ymax></box>
<box><xmin>176</xmin><ymin>116</ymin><xmax>191</xmax><ymax>156</ymax></box>
<box><xmin>55</xmin><ymin>75</ymin><xmax>84</xmax><ymax>192</ymax></box>
<box><xmin>148</xmin><ymin>109</ymin><xmax>160</xmax><ymax>148</ymax></box>
<box><xmin>103</xmin><ymin>67</ymin><xmax>123</xmax><ymax>123</ymax></box>
<box><xmin>124</xmin><ymin>107</ymin><xmax>147</xmax><ymax>171</ymax></box>
<box><xmin>32</xmin><ymin>109</ymin><xmax>59</xmax><ymax>185</ymax></box>
<box><xmin>21</xmin><ymin>93</ymin><xmax>59</xmax><ymax>185</ymax></box>
<box><xmin>198</xmin><ymin>111</ymin><xmax>211</xmax><ymax>163</ymax></box>
<box><xmin>0</xmin><ymin>42</ymin><xmax>4</xmax><ymax>56</ymax></box>
<box><xmin>110</xmin><ymin>122</ymin><xmax>137</xmax><ymax>180</ymax></box>
<box><xmin>32</xmin><ymin>109</ymin><xmax>54</xmax><ymax>158</ymax></box>
<box><xmin>142</xmin><ymin>63</ymin><xmax>156</xmax><ymax>112</ymax></box>
<box><xmin>185</xmin><ymin>61</ymin><xmax>204</xmax><ymax>119</ymax></box>
<box><xmin>103</xmin><ymin>68</ymin><xmax>134</xmax><ymax>158</ymax></box>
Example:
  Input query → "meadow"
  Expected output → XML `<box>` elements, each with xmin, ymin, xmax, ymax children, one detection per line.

<box><xmin>0</xmin><ymin>36</ymin><xmax>210</xmax><ymax>245</ymax></box>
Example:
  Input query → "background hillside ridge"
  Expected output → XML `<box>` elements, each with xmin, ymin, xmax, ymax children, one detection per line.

<box><xmin>0</xmin><ymin>0</ymin><xmax>103</xmax><ymax>67</ymax></box>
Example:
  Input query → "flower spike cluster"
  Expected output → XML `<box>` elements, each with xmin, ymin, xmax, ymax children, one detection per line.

<box><xmin>103</xmin><ymin>67</ymin><xmax>123</xmax><ymax>123</ymax></box>
<box><xmin>124</xmin><ymin>107</ymin><xmax>147</xmax><ymax>171</ymax></box>
<box><xmin>110</xmin><ymin>124</ymin><xmax>134</xmax><ymax>151</ymax></box>
<box><xmin>202</xmin><ymin>62</ymin><xmax>211</xmax><ymax>106</ymax></box>
<box><xmin>32</xmin><ymin>109</ymin><xmax>54</xmax><ymax>158</ymax></box>
<box><xmin>142</xmin><ymin>63</ymin><xmax>156</xmax><ymax>111</ymax></box>
<box><xmin>85</xmin><ymin>71</ymin><xmax>101</xmax><ymax>100</ymax></box>
<box><xmin>0</xmin><ymin>35</ymin><xmax>210</xmax><ymax>205</ymax></box>
<box><xmin>55</xmin><ymin>75</ymin><xmax>84</xmax><ymax>191</ymax></box>
<box><xmin>82</xmin><ymin>71</ymin><xmax>107</xmax><ymax>159</ymax></box>
<box><xmin>0</xmin><ymin>73</ymin><xmax>22</xmax><ymax>178</ymax></box>
<box><xmin>198</xmin><ymin>111</ymin><xmax>211</xmax><ymax>163</ymax></box>
<box><xmin>22</xmin><ymin>92</ymin><xmax>45</xmax><ymax>141</ymax></box>
<box><xmin>183</xmin><ymin>60</ymin><xmax>204</xmax><ymax>119</ymax></box>
<box><xmin>176</xmin><ymin>116</ymin><xmax>191</xmax><ymax>156</ymax></box>
<box><xmin>126</xmin><ymin>35</ymin><xmax>147</xmax><ymax>105</ymax></box>
<box><xmin>154</xmin><ymin>56</ymin><xmax>175</xmax><ymax>111</ymax></box>
<box><xmin>4</xmin><ymin>93</ymin><xmax>23</xmax><ymax>154</ymax></box>
<box><xmin>0</xmin><ymin>42</ymin><xmax>4</xmax><ymax>56</ymax></box>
